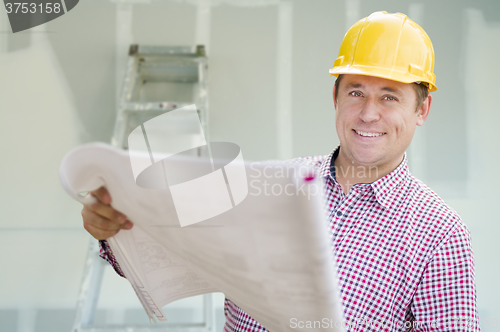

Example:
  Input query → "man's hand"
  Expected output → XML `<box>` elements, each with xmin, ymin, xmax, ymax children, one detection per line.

<box><xmin>81</xmin><ymin>186</ymin><xmax>133</xmax><ymax>240</ymax></box>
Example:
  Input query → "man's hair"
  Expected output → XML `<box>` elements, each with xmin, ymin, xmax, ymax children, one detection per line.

<box><xmin>334</xmin><ymin>74</ymin><xmax>429</xmax><ymax>112</ymax></box>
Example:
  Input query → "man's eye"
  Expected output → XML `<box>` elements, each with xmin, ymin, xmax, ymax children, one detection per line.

<box><xmin>349</xmin><ymin>91</ymin><xmax>362</xmax><ymax>97</ymax></box>
<box><xmin>384</xmin><ymin>96</ymin><xmax>397</xmax><ymax>101</ymax></box>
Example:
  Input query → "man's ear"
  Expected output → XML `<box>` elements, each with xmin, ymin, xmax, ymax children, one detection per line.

<box><xmin>417</xmin><ymin>94</ymin><xmax>432</xmax><ymax>126</ymax></box>
<box><xmin>333</xmin><ymin>85</ymin><xmax>337</xmax><ymax>109</ymax></box>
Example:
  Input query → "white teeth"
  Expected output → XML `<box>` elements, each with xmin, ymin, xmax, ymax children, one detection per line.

<box><xmin>355</xmin><ymin>130</ymin><xmax>385</xmax><ymax>137</ymax></box>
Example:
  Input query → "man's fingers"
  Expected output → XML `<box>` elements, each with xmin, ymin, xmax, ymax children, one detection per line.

<box><xmin>82</xmin><ymin>207</ymin><xmax>133</xmax><ymax>230</ymax></box>
<box><xmin>82</xmin><ymin>206</ymin><xmax>132</xmax><ymax>229</ymax></box>
<box><xmin>81</xmin><ymin>207</ymin><xmax>116</xmax><ymax>229</ymax></box>
<box><xmin>88</xmin><ymin>187</ymin><xmax>129</xmax><ymax>225</ymax></box>
<box><xmin>81</xmin><ymin>187</ymin><xmax>134</xmax><ymax>240</ymax></box>
<box><xmin>123</xmin><ymin>220</ymin><xmax>134</xmax><ymax>230</ymax></box>
<box><xmin>84</xmin><ymin>221</ymin><xmax>120</xmax><ymax>240</ymax></box>
<box><xmin>91</xmin><ymin>186</ymin><xmax>112</xmax><ymax>205</ymax></box>
<box><xmin>88</xmin><ymin>199</ymin><xmax>127</xmax><ymax>225</ymax></box>
<box><xmin>82</xmin><ymin>207</ymin><xmax>133</xmax><ymax>239</ymax></box>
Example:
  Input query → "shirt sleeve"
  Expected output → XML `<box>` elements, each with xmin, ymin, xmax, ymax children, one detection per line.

<box><xmin>410</xmin><ymin>223</ymin><xmax>480</xmax><ymax>331</ymax></box>
<box><xmin>98</xmin><ymin>239</ymin><xmax>126</xmax><ymax>278</ymax></box>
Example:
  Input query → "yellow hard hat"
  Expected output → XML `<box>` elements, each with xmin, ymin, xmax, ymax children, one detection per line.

<box><xmin>329</xmin><ymin>11</ymin><xmax>437</xmax><ymax>92</ymax></box>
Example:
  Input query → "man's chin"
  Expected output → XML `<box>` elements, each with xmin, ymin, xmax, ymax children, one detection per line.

<box><xmin>352</xmin><ymin>158</ymin><xmax>381</xmax><ymax>168</ymax></box>
<box><xmin>349</xmin><ymin>148</ymin><xmax>384</xmax><ymax>166</ymax></box>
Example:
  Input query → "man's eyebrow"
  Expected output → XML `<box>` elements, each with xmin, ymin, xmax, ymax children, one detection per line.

<box><xmin>344</xmin><ymin>83</ymin><xmax>363</xmax><ymax>90</ymax></box>
<box><xmin>381</xmin><ymin>86</ymin><xmax>400</xmax><ymax>93</ymax></box>
<box><xmin>343</xmin><ymin>83</ymin><xmax>402</xmax><ymax>94</ymax></box>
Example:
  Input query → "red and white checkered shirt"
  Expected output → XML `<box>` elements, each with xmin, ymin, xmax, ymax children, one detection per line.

<box><xmin>101</xmin><ymin>146</ymin><xmax>479</xmax><ymax>332</ymax></box>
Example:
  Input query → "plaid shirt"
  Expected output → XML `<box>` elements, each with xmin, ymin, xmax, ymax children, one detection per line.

<box><xmin>101</xmin><ymin>146</ymin><xmax>479</xmax><ymax>332</ymax></box>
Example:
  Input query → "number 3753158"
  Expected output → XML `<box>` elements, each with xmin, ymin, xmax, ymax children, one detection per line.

<box><xmin>5</xmin><ymin>2</ymin><xmax>62</xmax><ymax>14</ymax></box>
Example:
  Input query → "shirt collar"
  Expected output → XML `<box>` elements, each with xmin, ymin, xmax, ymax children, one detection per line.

<box><xmin>319</xmin><ymin>145</ymin><xmax>410</xmax><ymax>210</ymax></box>
<box><xmin>318</xmin><ymin>145</ymin><xmax>339</xmax><ymax>179</ymax></box>
<box><xmin>370</xmin><ymin>154</ymin><xmax>409</xmax><ymax>210</ymax></box>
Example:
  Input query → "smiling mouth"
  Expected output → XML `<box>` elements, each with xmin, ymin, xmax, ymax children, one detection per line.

<box><xmin>353</xmin><ymin>129</ymin><xmax>386</xmax><ymax>137</ymax></box>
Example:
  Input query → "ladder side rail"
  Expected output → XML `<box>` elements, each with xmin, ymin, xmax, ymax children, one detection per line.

<box><xmin>73</xmin><ymin>237</ymin><xmax>107</xmax><ymax>332</ymax></box>
<box><xmin>113</xmin><ymin>51</ymin><xmax>140</xmax><ymax>148</ymax></box>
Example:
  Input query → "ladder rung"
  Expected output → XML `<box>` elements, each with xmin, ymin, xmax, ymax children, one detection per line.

<box><xmin>122</xmin><ymin>102</ymin><xmax>192</xmax><ymax>112</ymax></box>
<box><xmin>130</xmin><ymin>45</ymin><xmax>205</xmax><ymax>58</ymax></box>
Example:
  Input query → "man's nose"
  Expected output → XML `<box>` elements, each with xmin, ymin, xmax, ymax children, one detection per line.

<box><xmin>358</xmin><ymin>97</ymin><xmax>381</xmax><ymax>122</ymax></box>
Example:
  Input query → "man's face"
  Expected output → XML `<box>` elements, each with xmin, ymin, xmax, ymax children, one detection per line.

<box><xmin>333</xmin><ymin>74</ymin><xmax>431</xmax><ymax>170</ymax></box>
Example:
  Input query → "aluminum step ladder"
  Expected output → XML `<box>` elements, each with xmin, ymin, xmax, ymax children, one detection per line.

<box><xmin>73</xmin><ymin>44</ymin><xmax>215</xmax><ymax>332</ymax></box>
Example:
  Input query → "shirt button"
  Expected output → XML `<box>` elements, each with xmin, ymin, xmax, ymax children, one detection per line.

<box><xmin>336</xmin><ymin>210</ymin><xmax>342</xmax><ymax>217</ymax></box>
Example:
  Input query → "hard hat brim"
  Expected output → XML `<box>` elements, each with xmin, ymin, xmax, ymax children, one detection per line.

<box><xmin>329</xmin><ymin>65</ymin><xmax>437</xmax><ymax>92</ymax></box>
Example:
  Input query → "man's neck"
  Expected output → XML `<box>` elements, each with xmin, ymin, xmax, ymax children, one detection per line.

<box><xmin>333</xmin><ymin>150</ymin><xmax>403</xmax><ymax>195</ymax></box>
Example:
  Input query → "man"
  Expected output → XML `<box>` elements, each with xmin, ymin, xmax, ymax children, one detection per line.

<box><xmin>82</xmin><ymin>11</ymin><xmax>479</xmax><ymax>331</ymax></box>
